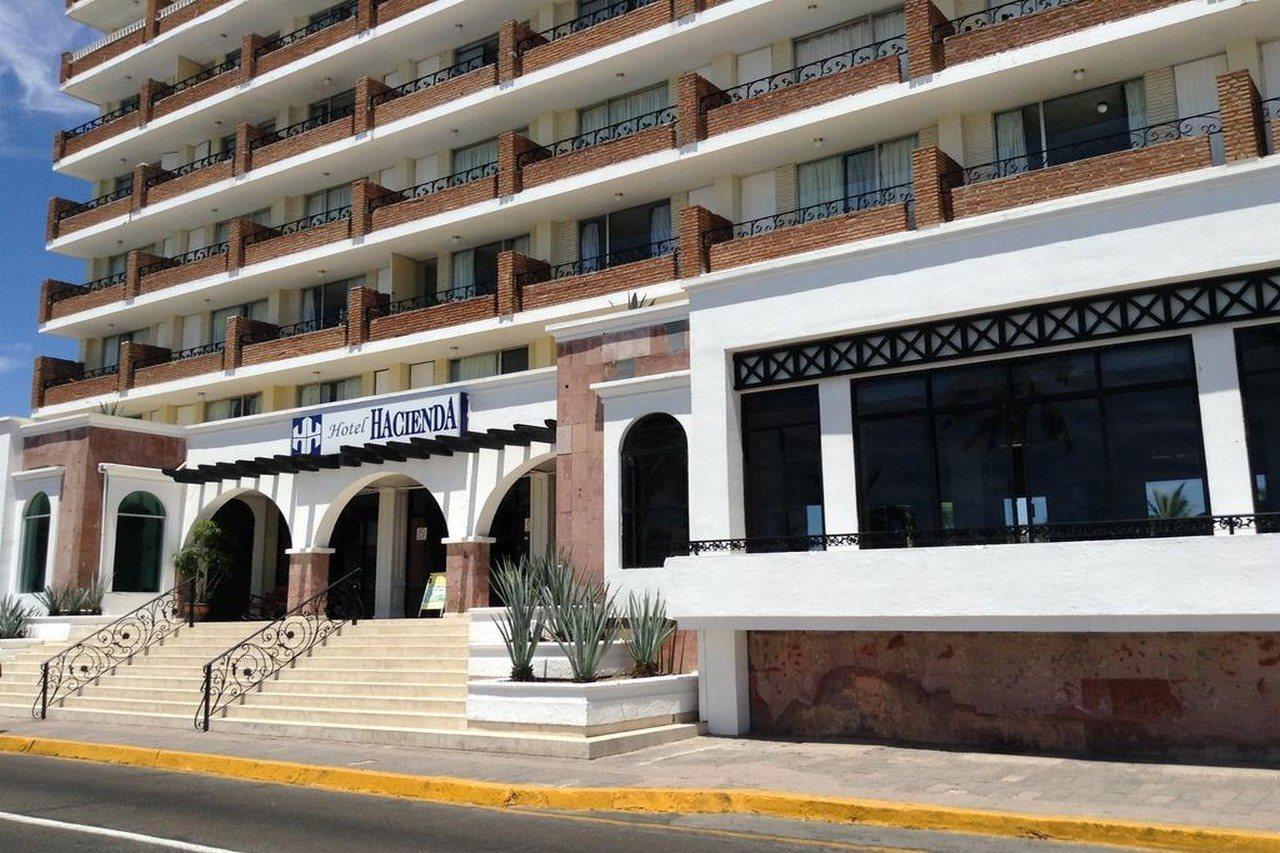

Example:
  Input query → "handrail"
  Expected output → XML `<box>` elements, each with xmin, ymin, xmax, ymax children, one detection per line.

<box><xmin>516</xmin><ymin>104</ymin><xmax>676</xmax><ymax>168</ymax></box>
<box><xmin>134</xmin><ymin>341</ymin><xmax>225</xmax><ymax>371</ymax></box>
<box><xmin>240</xmin><ymin>309</ymin><xmax>348</xmax><ymax>346</ymax></box>
<box><xmin>145</xmin><ymin>149</ymin><xmax>235</xmax><ymax>189</ymax></box>
<box><xmin>250</xmin><ymin>100</ymin><xmax>356</xmax><ymax>149</ymax></box>
<box><xmin>65</xmin><ymin>99</ymin><xmax>139</xmax><ymax>139</ymax></box>
<box><xmin>196</xmin><ymin>569</ymin><xmax>362</xmax><ymax>731</ymax></box>
<box><xmin>516</xmin><ymin>238</ymin><xmax>676</xmax><ymax>286</ymax></box>
<box><xmin>517</xmin><ymin>0</ymin><xmax>659</xmax><ymax>53</ymax></box>
<box><xmin>371</xmin><ymin>48</ymin><xmax>497</xmax><ymax>107</ymax></box>
<box><xmin>47</xmin><ymin>271</ymin><xmax>126</xmax><ymax>307</ymax></box>
<box><xmin>256</xmin><ymin>1</ymin><xmax>359</xmax><ymax>58</ymax></box>
<box><xmin>70</xmin><ymin>18</ymin><xmax>144</xmax><ymax>63</ymax></box>
<box><xmin>371</xmin><ymin>281</ymin><xmax>496</xmax><ymax>317</ymax></box>
<box><xmin>58</xmin><ymin>184</ymin><xmax>133</xmax><ymax>222</ymax></box>
<box><xmin>153</xmin><ymin>56</ymin><xmax>242</xmax><ymax>103</ymax></box>
<box><xmin>158</xmin><ymin>0</ymin><xmax>203</xmax><ymax>18</ymax></box>
<box><xmin>703</xmin><ymin>183</ymin><xmax>914</xmax><ymax>245</ymax></box>
<box><xmin>34</xmin><ymin>578</ymin><xmax>196</xmax><ymax>719</ymax></box>
<box><xmin>368</xmin><ymin>162</ymin><xmax>498</xmax><ymax>213</ymax></box>
<box><xmin>242</xmin><ymin>205</ymin><xmax>351</xmax><ymax>248</ymax></box>
<box><xmin>42</xmin><ymin>363</ymin><xmax>119</xmax><ymax>391</ymax></box>
<box><xmin>138</xmin><ymin>242</ymin><xmax>230</xmax><ymax>277</ymax></box>
<box><xmin>938</xmin><ymin>0</ymin><xmax>1082</xmax><ymax>38</ymax></box>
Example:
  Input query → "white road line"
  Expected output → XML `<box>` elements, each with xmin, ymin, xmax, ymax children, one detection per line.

<box><xmin>0</xmin><ymin>810</ymin><xmax>239</xmax><ymax>852</ymax></box>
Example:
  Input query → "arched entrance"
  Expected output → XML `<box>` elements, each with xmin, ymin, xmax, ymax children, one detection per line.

<box><xmin>485</xmin><ymin>460</ymin><xmax>556</xmax><ymax>605</ymax></box>
<box><xmin>202</xmin><ymin>494</ymin><xmax>292</xmax><ymax>621</ymax></box>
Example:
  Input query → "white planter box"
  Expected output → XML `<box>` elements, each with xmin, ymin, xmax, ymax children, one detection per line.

<box><xmin>25</xmin><ymin>615</ymin><xmax>116</xmax><ymax>641</ymax></box>
<box><xmin>467</xmin><ymin>673</ymin><xmax>698</xmax><ymax>735</ymax></box>
<box><xmin>468</xmin><ymin>641</ymin><xmax>632</xmax><ymax>680</ymax></box>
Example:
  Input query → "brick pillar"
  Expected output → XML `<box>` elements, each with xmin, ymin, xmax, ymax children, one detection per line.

<box><xmin>118</xmin><ymin>341</ymin><xmax>171</xmax><ymax>391</ymax></box>
<box><xmin>677</xmin><ymin>72</ymin><xmax>721</xmax><ymax>147</ymax></box>
<box><xmin>228</xmin><ymin>217</ymin><xmax>275</xmax><ymax>270</ymax></box>
<box><xmin>60</xmin><ymin>51</ymin><xmax>72</xmax><ymax>85</ymax></box>
<box><xmin>443</xmin><ymin>537</ymin><xmax>493</xmax><ymax>613</ymax></box>
<box><xmin>356</xmin><ymin>0</ymin><xmax>377</xmax><ymax>31</ymax></box>
<box><xmin>905</xmin><ymin>0</ymin><xmax>950</xmax><ymax>80</ymax></box>
<box><xmin>498</xmin><ymin>251</ymin><xmax>548</xmax><ymax>315</ymax></box>
<box><xmin>349</xmin><ymin>179</ymin><xmax>390</xmax><ymax>237</ymax></box>
<box><xmin>498</xmin><ymin>20</ymin><xmax>541</xmax><ymax>82</ymax></box>
<box><xmin>39</xmin><ymin>280</ymin><xmax>80</xmax><ymax>324</ymax></box>
<box><xmin>144</xmin><ymin>0</ymin><xmax>161</xmax><ymax>40</ymax></box>
<box><xmin>225</xmin><ymin>315</ymin><xmax>278</xmax><ymax>367</ymax></box>
<box><xmin>46</xmin><ymin>198</ymin><xmax>80</xmax><ymax>242</ymax></box>
<box><xmin>131</xmin><ymin>163</ymin><xmax>163</xmax><ymax>211</ymax></box>
<box><xmin>1216</xmin><ymin>70</ymin><xmax>1266</xmax><ymax>163</ymax></box>
<box><xmin>674</xmin><ymin>0</ymin><xmax>704</xmax><ymax>18</ymax></box>
<box><xmin>678</xmin><ymin>204</ymin><xmax>731</xmax><ymax>277</ymax></box>
<box><xmin>354</xmin><ymin>76</ymin><xmax>389</xmax><ymax>135</ymax></box>
<box><xmin>346</xmin><ymin>284</ymin><xmax>385</xmax><ymax>345</ymax></box>
<box><xmin>31</xmin><ymin>356</ymin><xmax>83</xmax><ymax>410</ymax></box>
<box><xmin>498</xmin><ymin>131</ymin><xmax>540</xmax><ymax>197</ymax></box>
<box><xmin>241</xmin><ymin>34</ymin><xmax>266</xmax><ymax>81</ymax></box>
<box><xmin>912</xmin><ymin>146</ymin><xmax>961</xmax><ymax>228</ymax></box>
<box><xmin>138</xmin><ymin>78</ymin><xmax>161</xmax><ymax>123</ymax></box>
<box><xmin>286</xmin><ymin>549</ymin><xmax>334</xmax><ymax>610</ymax></box>
<box><xmin>233</xmin><ymin>122</ymin><xmax>255</xmax><ymax>175</ymax></box>
<box><xmin>125</xmin><ymin>250</ymin><xmax>163</xmax><ymax>299</ymax></box>
<box><xmin>53</xmin><ymin>131</ymin><xmax>69</xmax><ymax>163</ymax></box>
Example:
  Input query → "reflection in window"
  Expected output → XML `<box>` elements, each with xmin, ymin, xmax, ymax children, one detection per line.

<box><xmin>1238</xmin><ymin>323</ymin><xmax>1280</xmax><ymax>520</ymax></box>
<box><xmin>299</xmin><ymin>377</ymin><xmax>363</xmax><ymax>407</ymax></box>
<box><xmin>205</xmin><ymin>393</ymin><xmax>261</xmax><ymax>422</ymax></box>
<box><xmin>448</xmin><ymin>347</ymin><xmax>528</xmax><ymax>383</ymax></box>
<box><xmin>20</xmin><ymin>493</ymin><xmax>51</xmax><ymax>593</ymax></box>
<box><xmin>742</xmin><ymin>385</ymin><xmax>825</xmax><ymax>550</ymax></box>
<box><xmin>113</xmin><ymin>492</ymin><xmax>166</xmax><ymax>593</ymax></box>
<box><xmin>621</xmin><ymin>414</ymin><xmax>689</xmax><ymax>568</ymax></box>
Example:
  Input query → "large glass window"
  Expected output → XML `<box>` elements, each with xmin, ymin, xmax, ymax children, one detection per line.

<box><xmin>995</xmin><ymin>80</ymin><xmax>1145</xmax><ymax>172</ymax></box>
<box><xmin>1238</xmin><ymin>323</ymin><xmax>1280</xmax><ymax>525</ymax></box>
<box><xmin>100</xmin><ymin>328</ymin><xmax>150</xmax><ymax>370</ymax></box>
<box><xmin>301</xmin><ymin>278</ymin><xmax>360</xmax><ymax>326</ymax></box>
<box><xmin>579</xmin><ymin>201</ymin><xmax>672</xmax><ymax>271</ymax></box>
<box><xmin>210</xmin><ymin>300</ymin><xmax>268</xmax><ymax>345</ymax></box>
<box><xmin>580</xmin><ymin>84</ymin><xmax>668</xmax><ymax>135</ymax></box>
<box><xmin>742</xmin><ymin>385</ymin><xmax>825</xmax><ymax>550</ymax></box>
<box><xmin>299</xmin><ymin>376</ymin><xmax>363</xmax><ymax>407</ymax></box>
<box><xmin>450</xmin><ymin>235</ymin><xmax>529</xmax><ymax>293</ymax></box>
<box><xmin>853</xmin><ymin>338</ymin><xmax>1210</xmax><ymax>543</ymax></box>
<box><xmin>205</xmin><ymin>393</ymin><xmax>262</xmax><ymax>422</ymax></box>
<box><xmin>19</xmin><ymin>493</ymin><xmax>51</xmax><ymax>593</ymax></box>
<box><xmin>621</xmin><ymin>414</ymin><xmax>689</xmax><ymax>568</ymax></box>
<box><xmin>113</xmin><ymin>492</ymin><xmax>166</xmax><ymax>593</ymax></box>
<box><xmin>448</xmin><ymin>347</ymin><xmax>529</xmax><ymax>383</ymax></box>
<box><xmin>797</xmin><ymin>135</ymin><xmax>916</xmax><ymax>215</ymax></box>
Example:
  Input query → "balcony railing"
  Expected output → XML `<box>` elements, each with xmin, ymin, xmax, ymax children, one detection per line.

<box><xmin>43</xmin><ymin>364</ymin><xmax>118</xmax><ymax>392</ymax></box>
<box><xmin>255</xmin><ymin>1</ymin><xmax>359</xmax><ymax>59</ymax></box>
<box><xmin>517</xmin><ymin>0</ymin><xmax>659</xmax><ymax>52</ymax></box>
<box><xmin>516</xmin><ymin>238</ymin><xmax>677</xmax><ymax>286</ymax></box>
<box><xmin>701</xmin><ymin>34</ymin><xmax>907</xmax><ymax>113</ymax></box>
<box><xmin>704</xmin><ymin>183</ymin><xmax>915</xmax><ymax>245</ymax></box>
<box><xmin>65</xmin><ymin>99</ymin><xmax>139</xmax><ymax>139</ymax></box>
<box><xmin>681</xmin><ymin>513</ymin><xmax>1280</xmax><ymax>555</ymax></box>
<box><xmin>940</xmin><ymin>0</ymin><xmax>1081</xmax><ymax>37</ymax></box>
<box><xmin>69</xmin><ymin>18</ymin><xmax>144</xmax><ymax>63</ymax></box>
<box><xmin>517</xmin><ymin>104</ymin><xmax>677</xmax><ymax>168</ymax></box>
<box><xmin>144</xmin><ymin>149</ymin><xmax>235</xmax><ymax>189</ymax></box>
<box><xmin>47</xmin><ymin>271</ymin><xmax>125</xmax><ymax>307</ymax></box>
<box><xmin>134</xmin><ymin>341</ymin><xmax>225</xmax><ymax>371</ymax></box>
<box><xmin>242</xmin><ymin>310</ymin><xmax>348</xmax><ymax>346</ymax></box>
<box><xmin>958</xmin><ymin>111</ymin><xmax>1223</xmax><ymax>184</ymax></box>
<box><xmin>243</xmin><ymin>206</ymin><xmax>352</xmax><ymax>247</ymax></box>
<box><xmin>370</xmin><ymin>48</ymin><xmax>498</xmax><ymax>107</ymax></box>
<box><xmin>137</xmin><ymin>242</ymin><xmax>230</xmax><ymax>277</ymax></box>
<box><xmin>250</xmin><ymin>101</ymin><xmax>356</xmax><ymax>150</ymax></box>
<box><xmin>367</xmin><ymin>162</ymin><xmax>498</xmax><ymax>213</ymax></box>
<box><xmin>372</xmin><ymin>281</ymin><xmax>496</xmax><ymax>317</ymax></box>
<box><xmin>153</xmin><ymin>56</ymin><xmax>242</xmax><ymax>103</ymax></box>
<box><xmin>158</xmin><ymin>0</ymin><xmax>203</xmax><ymax>19</ymax></box>
<box><xmin>58</xmin><ymin>184</ymin><xmax>132</xmax><ymax>222</ymax></box>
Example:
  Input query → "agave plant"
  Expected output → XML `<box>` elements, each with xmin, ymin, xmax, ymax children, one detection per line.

<box><xmin>491</xmin><ymin>556</ymin><xmax>546</xmax><ymax>682</ymax></box>
<box><xmin>34</xmin><ymin>584</ymin><xmax>72</xmax><ymax>616</ymax></box>
<box><xmin>0</xmin><ymin>595</ymin><xmax>33</xmax><ymax>640</ymax></box>
<box><xmin>77</xmin><ymin>579</ymin><xmax>106</xmax><ymax>615</ymax></box>
<box><xmin>542</xmin><ymin>564</ymin><xmax>621</xmax><ymax>683</ymax></box>
<box><xmin>626</xmin><ymin>591</ymin><xmax>676</xmax><ymax>678</ymax></box>
<box><xmin>1148</xmin><ymin>483</ymin><xmax>1193</xmax><ymax>519</ymax></box>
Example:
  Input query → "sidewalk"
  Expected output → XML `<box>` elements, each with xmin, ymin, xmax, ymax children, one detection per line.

<box><xmin>2</xmin><ymin>717</ymin><xmax>1278</xmax><ymax>836</ymax></box>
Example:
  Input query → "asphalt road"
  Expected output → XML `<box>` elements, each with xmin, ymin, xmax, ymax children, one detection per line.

<box><xmin>0</xmin><ymin>752</ymin><xmax>1123</xmax><ymax>852</ymax></box>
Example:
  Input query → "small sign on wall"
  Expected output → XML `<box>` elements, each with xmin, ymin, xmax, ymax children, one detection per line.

<box><xmin>415</xmin><ymin>527</ymin><xmax>431</xmax><ymax>542</ymax></box>
<box><xmin>419</xmin><ymin>572</ymin><xmax>446</xmax><ymax>617</ymax></box>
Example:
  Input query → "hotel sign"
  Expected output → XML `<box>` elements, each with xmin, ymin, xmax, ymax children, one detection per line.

<box><xmin>291</xmin><ymin>392</ymin><xmax>467</xmax><ymax>456</ymax></box>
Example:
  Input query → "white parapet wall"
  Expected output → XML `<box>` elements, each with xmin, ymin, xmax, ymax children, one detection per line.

<box><xmin>467</xmin><ymin>674</ymin><xmax>699</xmax><ymax>735</ymax></box>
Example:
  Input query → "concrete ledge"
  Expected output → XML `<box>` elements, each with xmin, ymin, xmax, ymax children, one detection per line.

<box><xmin>467</xmin><ymin>674</ymin><xmax>698</xmax><ymax>734</ymax></box>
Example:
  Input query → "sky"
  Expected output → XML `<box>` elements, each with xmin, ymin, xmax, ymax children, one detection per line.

<box><xmin>0</xmin><ymin>1</ymin><xmax>96</xmax><ymax>417</ymax></box>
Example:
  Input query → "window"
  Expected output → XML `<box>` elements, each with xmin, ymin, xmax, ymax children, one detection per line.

<box><xmin>451</xmin><ymin>138</ymin><xmax>498</xmax><ymax>177</ymax></box>
<box><xmin>301</xmin><ymin>278</ymin><xmax>361</xmax><ymax>326</ymax></box>
<box><xmin>309</xmin><ymin>89</ymin><xmax>355</xmax><ymax>122</ymax></box>
<box><xmin>448</xmin><ymin>347</ymin><xmax>529</xmax><ymax>382</ymax></box>
<box><xmin>580</xmin><ymin>84</ymin><xmax>668</xmax><ymax>136</ymax></box>
<box><xmin>741</xmin><ymin>385</ymin><xmax>825</xmax><ymax>550</ymax></box>
<box><xmin>205</xmin><ymin>393</ymin><xmax>262</xmax><ymax>422</ymax></box>
<box><xmin>454</xmin><ymin>35</ymin><xmax>498</xmax><ymax>69</ymax></box>
<box><xmin>214</xmin><ymin>208</ymin><xmax>270</xmax><ymax>245</ymax></box>
<box><xmin>795</xmin><ymin>9</ymin><xmax>905</xmax><ymax>72</ymax></box>
<box><xmin>797</xmin><ymin>135</ymin><xmax>916</xmax><ymax>214</ymax></box>
<box><xmin>19</xmin><ymin>493</ymin><xmax>51</xmax><ymax>593</ymax></box>
<box><xmin>995</xmin><ymin>80</ymin><xmax>1145</xmax><ymax>172</ymax></box>
<box><xmin>113</xmin><ymin>492</ymin><xmax>166</xmax><ymax>593</ymax></box>
<box><xmin>101</xmin><ymin>328</ymin><xmax>150</xmax><ymax>370</ymax></box>
<box><xmin>305</xmin><ymin>184</ymin><xmax>351</xmax><ymax>216</ymax></box>
<box><xmin>451</xmin><ymin>235</ymin><xmax>529</xmax><ymax>293</ymax></box>
<box><xmin>578</xmin><ymin>200</ymin><xmax>671</xmax><ymax>271</ymax></box>
<box><xmin>1237</xmin><ymin>323</ymin><xmax>1280</xmax><ymax>523</ymax></box>
<box><xmin>299</xmin><ymin>376</ymin><xmax>363</xmax><ymax>406</ymax></box>
<box><xmin>621</xmin><ymin>414</ymin><xmax>689</xmax><ymax>568</ymax></box>
<box><xmin>105</xmin><ymin>252</ymin><xmax>129</xmax><ymax>278</ymax></box>
<box><xmin>853</xmin><ymin>338</ymin><xmax>1210</xmax><ymax>541</ymax></box>
<box><xmin>210</xmin><ymin>300</ymin><xmax>268</xmax><ymax>345</ymax></box>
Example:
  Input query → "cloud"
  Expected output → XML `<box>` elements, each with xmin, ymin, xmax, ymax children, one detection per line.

<box><xmin>0</xmin><ymin>1</ymin><xmax>95</xmax><ymax>116</ymax></box>
<box><xmin>0</xmin><ymin>342</ymin><xmax>32</xmax><ymax>376</ymax></box>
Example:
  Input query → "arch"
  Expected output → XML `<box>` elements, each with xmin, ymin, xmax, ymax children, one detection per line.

<box><xmin>620</xmin><ymin>413</ymin><xmax>689</xmax><ymax>569</ymax></box>
<box><xmin>184</xmin><ymin>486</ymin><xmax>294</xmax><ymax>548</ymax></box>
<box><xmin>112</xmin><ymin>490</ymin><xmax>166</xmax><ymax>593</ymax></box>
<box><xmin>19</xmin><ymin>493</ymin><xmax>51</xmax><ymax>593</ymax></box>
<box><xmin>474</xmin><ymin>450</ymin><xmax>557</xmax><ymax>540</ymax></box>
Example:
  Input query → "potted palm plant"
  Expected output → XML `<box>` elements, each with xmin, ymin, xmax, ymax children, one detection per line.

<box><xmin>173</xmin><ymin>520</ymin><xmax>229</xmax><ymax>622</ymax></box>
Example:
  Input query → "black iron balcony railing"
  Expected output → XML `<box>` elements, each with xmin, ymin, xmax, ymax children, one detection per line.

<box><xmin>58</xmin><ymin>184</ymin><xmax>133</xmax><ymax>222</ymax></box>
<box><xmin>516</xmin><ymin>238</ymin><xmax>677</xmax><ymax>286</ymax></box>
<box><xmin>703</xmin><ymin>183</ymin><xmax>915</xmax><ymax>246</ymax></box>
<box><xmin>370</xmin><ymin>48</ymin><xmax>498</xmax><ymax>107</ymax></box>
<box><xmin>940</xmin><ymin>0</ymin><xmax>1081</xmax><ymax>38</ymax></box>
<box><xmin>43</xmin><ymin>363</ymin><xmax>119</xmax><ymax>392</ymax></box>
<box><xmin>242</xmin><ymin>205</ymin><xmax>351</xmax><ymax>248</ymax></box>
<box><xmin>701</xmin><ymin>34</ymin><xmax>907</xmax><ymax>113</ymax></box>
<box><xmin>137</xmin><ymin>242</ymin><xmax>230</xmax><ymax>277</ymax></box>
<box><xmin>133</xmin><ymin>341</ymin><xmax>226</xmax><ymax>371</ymax></box>
<box><xmin>517</xmin><ymin>0</ymin><xmax>659</xmax><ymax>52</ymax></box>
<box><xmin>241</xmin><ymin>309</ymin><xmax>348</xmax><ymax>346</ymax></box>
<box><xmin>47</xmin><ymin>271</ymin><xmax>126</xmax><ymax>307</ymax></box>
<box><xmin>153</xmin><ymin>56</ymin><xmax>242</xmax><ymax>103</ymax></box>
<box><xmin>145</xmin><ymin>149</ymin><xmax>235</xmax><ymax>189</ymax></box>
<box><xmin>371</xmin><ymin>281</ymin><xmax>496</xmax><ymax>318</ymax></box>
<box><xmin>680</xmin><ymin>513</ymin><xmax>1280</xmax><ymax>555</ymax></box>
<box><xmin>517</xmin><ymin>104</ymin><xmax>677</xmax><ymax>168</ymax></box>
<box><xmin>368</xmin><ymin>162</ymin><xmax>498</xmax><ymax>213</ymax></box>
<box><xmin>65</xmin><ymin>99</ymin><xmax>140</xmax><ymax>140</ymax></box>
<box><xmin>958</xmin><ymin>111</ymin><xmax>1223</xmax><ymax>184</ymax></box>
<box><xmin>1265</xmin><ymin>97</ymin><xmax>1279</xmax><ymax>156</ymax></box>
<box><xmin>255</xmin><ymin>1</ymin><xmax>358</xmax><ymax>59</ymax></box>
<box><xmin>250</xmin><ymin>100</ymin><xmax>356</xmax><ymax>150</ymax></box>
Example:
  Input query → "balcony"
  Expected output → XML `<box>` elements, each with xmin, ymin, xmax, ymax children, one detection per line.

<box><xmin>132</xmin><ymin>342</ymin><xmax>227</xmax><ymax>388</ymax></box>
<box><xmin>247</xmin><ymin>101</ymin><xmax>357</xmax><ymax>171</ymax></box>
<box><xmin>137</xmin><ymin>242</ymin><xmax>231</xmax><ymax>295</ymax></box>
<box><xmin>55</xmin><ymin>99</ymin><xmax>141</xmax><ymax>160</ymax></box>
<box><xmin>60</xmin><ymin>1</ymin><xmax>236</xmax><ymax>83</ymax></box>
<box><xmin>251</xmin><ymin>2</ymin><xmax>360</xmax><ymax>78</ymax></box>
<box><xmin>515</xmin><ymin>239</ymin><xmax>679</xmax><ymax>311</ymax></box>
<box><xmin>148</xmin><ymin>55</ymin><xmax>242</xmax><ymax>121</ymax></box>
<box><xmin>515</xmin><ymin>105</ymin><xmax>678</xmax><ymax>190</ymax></box>
<box><xmin>47</xmin><ymin>182</ymin><xmax>133</xmax><ymax>239</ymax></box>
<box><xmin>367</xmin><ymin>162</ymin><xmax>499</xmax><ymax>231</ymax></box>
<box><xmin>235</xmin><ymin>311</ymin><xmax>350</xmax><ymax>369</ymax></box>
<box><xmin>515</xmin><ymin>0</ymin><xmax>673</xmax><ymax>77</ymax></box>
<box><xmin>242</xmin><ymin>206</ymin><xmax>353</xmax><ymax>266</ymax></box>
<box><xmin>367</xmin><ymin>282</ymin><xmax>500</xmax><ymax>342</ymax></box>
<box><xmin>368</xmin><ymin>49</ymin><xmax>499</xmax><ymax>128</ymax></box>
<box><xmin>141</xmin><ymin>148</ymin><xmax>236</xmax><ymax>205</ymax></box>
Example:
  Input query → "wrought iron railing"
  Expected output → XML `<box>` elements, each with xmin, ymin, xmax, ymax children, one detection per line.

<box><xmin>240</xmin><ymin>309</ymin><xmax>348</xmax><ymax>346</ymax></box>
<box><xmin>46</xmin><ymin>271</ymin><xmax>126</xmax><ymax>307</ymax></box>
<box><xmin>153</xmin><ymin>56</ymin><xmax>241</xmax><ymax>103</ymax></box>
<box><xmin>371</xmin><ymin>281</ymin><xmax>496</xmax><ymax>317</ymax></box>
<box><xmin>133</xmin><ymin>341</ymin><xmax>225</xmax><ymax>371</ymax></box>
<box><xmin>34</xmin><ymin>578</ymin><xmax>196</xmax><ymax>719</ymax></box>
<box><xmin>517</xmin><ymin>0</ymin><xmax>659</xmax><ymax>52</ymax></box>
<box><xmin>371</xmin><ymin>48</ymin><xmax>498</xmax><ymax>107</ymax></box>
<box><xmin>939</xmin><ymin>0</ymin><xmax>1081</xmax><ymax>38</ymax></box>
<box><xmin>65</xmin><ymin>99</ymin><xmax>140</xmax><ymax>139</ymax></box>
<box><xmin>701</xmin><ymin>35</ymin><xmax>907</xmax><ymax>113</ymax></box>
<box><xmin>703</xmin><ymin>183</ymin><xmax>914</xmax><ymax>245</ymax></box>
<box><xmin>145</xmin><ymin>149</ymin><xmax>235</xmax><ymax>190</ymax></box>
<box><xmin>958</xmin><ymin>111</ymin><xmax>1223</xmax><ymax>184</ymax></box>
<box><xmin>680</xmin><ymin>513</ymin><xmax>1280</xmax><ymax>555</ymax></box>
<box><xmin>255</xmin><ymin>1</ymin><xmax>359</xmax><ymax>59</ymax></box>
<box><xmin>138</xmin><ymin>242</ymin><xmax>230</xmax><ymax>277</ymax></box>
<box><xmin>516</xmin><ymin>238</ymin><xmax>676</xmax><ymax>286</ymax></box>
<box><xmin>517</xmin><ymin>105</ymin><xmax>676</xmax><ymax>168</ymax></box>
<box><xmin>196</xmin><ymin>570</ymin><xmax>362</xmax><ymax>731</ymax></box>
<box><xmin>43</xmin><ymin>363</ymin><xmax>118</xmax><ymax>391</ymax></box>
<box><xmin>368</xmin><ymin>162</ymin><xmax>498</xmax><ymax>213</ymax></box>
<box><xmin>242</xmin><ymin>206</ymin><xmax>351</xmax><ymax>247</ymax></box>
<box><xmin>58</xmin><ymin>184</ymin><xmax>133</xmax><ymax>222</ymax></box>
<box><xmin>251</xmin><ymin>100</ymin><xmax>356</xmax><ymax>149</ymax></box>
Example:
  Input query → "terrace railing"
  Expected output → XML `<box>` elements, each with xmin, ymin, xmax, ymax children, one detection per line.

<box><xmin>367</xmin><ymin>162</ymin><xmax>498</xmax><ymax>213</ymax></box>
<box><xmin>703</xmin><ymin>183</ymin><xmax>914</xmax><ymax>245</ymax></box>
<box><xmin>517</xmin><ymin>0</ymin><xmax>659</xmax><ymax>52</ymax></box>
<box><xmin>516</xmin><ymin>238</ymin><xmax>676</xmax><ymax>285</ymax></box>
<box><xmin>516</xmin><ymin>104</ymin><xmax>677</xmax><ymax>168</ymax></box>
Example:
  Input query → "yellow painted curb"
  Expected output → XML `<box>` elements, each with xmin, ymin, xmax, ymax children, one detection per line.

<box><xmin>2</xmin><ymin>734</ymin><xmax>1278</xmax><ymax>851</ymax></box>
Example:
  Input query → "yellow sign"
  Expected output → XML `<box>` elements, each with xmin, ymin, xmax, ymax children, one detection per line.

<box><xmin>420</xmin><ymin>572</ymin><xmax>447</xmax><ymax>615</ymax></box>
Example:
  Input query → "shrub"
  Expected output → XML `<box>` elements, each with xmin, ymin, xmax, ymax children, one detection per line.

<box><xmin>174</xmin><ymin>520</ymin><xmax>230</xmax><ymax>604</ymax></box>
<box><xmin>0</xmin><ymin>595</ymin><xmax>33</xmax><ymax>639</ymax></box>
<box><xmin>626</xmin><ymin>591</ymin><xmax>676</xmax><ymax>678</ymax></box>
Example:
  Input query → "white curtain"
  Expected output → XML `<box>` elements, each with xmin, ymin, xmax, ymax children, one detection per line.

<box><xmin>844</xmin><ymin>149</ymin><xmax>877</xmax><ymax>202</ymax></box>
<box><xmin>452</xmin><ymin>139</ymin><xmax>498</xmax><ymax>175</ymax></box>
<box><xmin>609</xmin><ymin>85</ymin><xmax>667</xmax><ymax>125</ymax></box>
<box><xmin>580</xmin><ymin>220</ymin><xmax>602</xmax><ymax>263</ymax></box>
<box><xmin>873</xmin><ymin>9</ymin><xmax>907</xmax><ymax>75</ymax></box>
<box><xmin>299</xmin><ymin>384</ymin><xmax>321</xmax><ymax>407</ymax></box>
<box><xmin>995</xmin><ymin>108</ymin><xmax>1031</xmax><ymax>173</ymax></box>
<box><xmin>1123</xmin><ymin>78</ymin><xmax>1148</xmax><ymax>147</ymax></box>
<box><xmin>796</xmin><ymin>22</ymin><xmax>863</xmax><ymax>68</ymax></box>
<box><xmin>649</xmin><ymin>204</ymin><xmax>671</xmax><ymax>249</ymax></box>
<box><xmin>451</xmin><ymin>353</ymin><xmax>498</xmax><ymax>382</ymax></box>
<box><xmin>1174</xmin><ymin>55</ymin><xmax>1227</xmax><ymax>162</ymax></box>
<box><xmin>301</xmin><ymin>286</ymin><xmax>322</xmax><ymax>322</ymax></box>
<box><xmin>878</xmin><ymin>136</ymin><xmax>916</xmax><ymax>192</ymax></box>
<box><xmin>797</xmin><ymin>155</ymin><xmax>844</xmax><ymax>210</ymax></box>
<box><xmin>451</xmin><ymin>249</ymin><xmax>476</xmax><ymax>289</ymax></box>
<box><xmin>580</xmin><ymin>103</ymin><xmax>609</xmax><ymax>134</ymax></box>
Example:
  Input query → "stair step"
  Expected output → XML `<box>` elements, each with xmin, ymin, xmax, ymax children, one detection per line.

<box><xmin>236</xmin><ymin>692</ymin><xmax>466</xmax><ymax>713</ymax></box>
<box><xmin>221</xmin><ymin>704</ymin><xmax>466</xmax><ymax>729</ymax></box>
<box><xmin>61</xmin><ymin>696</ymin><xmax>195</xmax><ymax>714</ymax></box>
<box><xmin>263</xmin><ymin>679</ymin><xmax>467</xmax><ymax>698</ymax></box>
<box><xmin>271</xmin><ymin>667</ymin><xmax>467</xmax><ymax>683</ymax></box>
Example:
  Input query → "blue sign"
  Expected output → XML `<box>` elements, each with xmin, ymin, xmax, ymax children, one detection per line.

<box><xmin>291</xmin><ymin>414</ymin><xmax>323</xmax><ymax>456</ymax></box>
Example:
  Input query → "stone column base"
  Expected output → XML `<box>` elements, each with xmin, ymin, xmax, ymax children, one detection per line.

<box><xmin>442</xmin><ymin>537</ymin><xmax>495</xmax><ymax>613</ymax></box>
<box><xmin>284</xmin><ymin>548</ymin><xmax>335</xmax><ymax>610</ymax></box>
